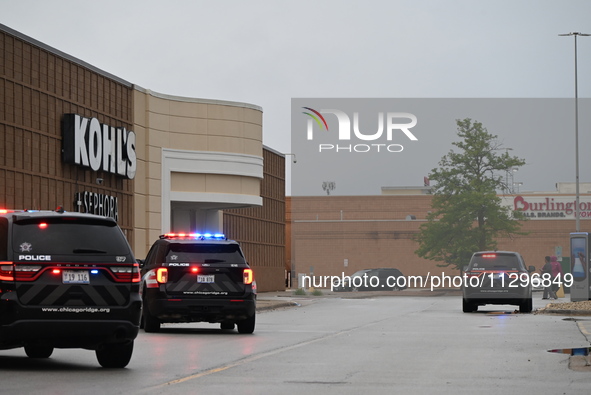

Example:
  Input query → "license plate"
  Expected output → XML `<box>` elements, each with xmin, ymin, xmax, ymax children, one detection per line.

<box><xmin>197</xmin><ymin>274</ymin><xmax>215</xmax><ymax>284</ymax></box>
<box><xmin>62</xmin><ymin>270</ymin><xmax>90</xmax><ymax>284</ymax></box>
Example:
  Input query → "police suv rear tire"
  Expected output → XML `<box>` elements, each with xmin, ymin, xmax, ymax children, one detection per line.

<box><xmin>462</xmin><ymin>299</ymin><xmax>477</xmax><ymax>313</ymax></box>
<box><xmin>24</xmin><ymin>344</ymin><xmax>54</xmax><ymax>358</ymax></box>
<box><xmin>237</xmin><ymin>314</ymin><xmax>256</xmax><ymax>334</ymax></box>
<box><xmin>142</xmin><ymin>307</ymin><xmax>161</xmax><ymax>333</ymax></box>
<box><xmin>96</xmin><ymin>341</ymin><xmax>134</xmax><ymax>368</ymax></box>
<box><xmin>520</xmin><ymin>298</ymin><xmax>533</xmax><ymax>313</ymax></box>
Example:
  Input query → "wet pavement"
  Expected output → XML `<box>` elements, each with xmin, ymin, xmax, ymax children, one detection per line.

<box><xmin>256</xmin><ymin>288</ymin><xmax>462</xmax><ymax>311</ymax></box>
<box><xmin>256</xmin><ymin>288</ymin><xmax>591</xmax><ymax>317</ymax></box>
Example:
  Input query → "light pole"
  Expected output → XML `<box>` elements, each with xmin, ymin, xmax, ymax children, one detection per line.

<box><xmin>560</xmin><ymin>32</ymin><xmax>590</xmax><ymax>232</ymax></box>
<box><xmin>503</xmin><ymin>147</ymin><xmax>513</xmax><ymax>193</ymax></box>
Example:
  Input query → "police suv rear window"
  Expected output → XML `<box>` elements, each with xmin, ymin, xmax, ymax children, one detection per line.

<box><xmin>166</xmin><ymin>243</ymin><xmax>245</xmax><ymax>264</ymax></box>
<box><xmin>470</xmin><ymin>254</ymin><xmax>521</xmax><ymax>270</ymax></box>
<box><xmin>12</xmin><ymin>218</ymin><xmax>130</xmax><ymax>256</ymax></box>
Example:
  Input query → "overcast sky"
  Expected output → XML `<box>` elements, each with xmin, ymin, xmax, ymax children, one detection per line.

<box><xmin>2</xmin><ymin>0</ymin><xmax>591</xmax><ymax>195</ymax></box>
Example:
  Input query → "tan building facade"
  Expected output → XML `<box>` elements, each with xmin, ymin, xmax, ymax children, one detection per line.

<box><xmin>1</xmin><ymin>24</ymin><xmax>285</xmax><ymax>292</ymax></box>
<box><xmin>132</xmin><ymin>88</ymin><xmax>264</xmax><ymax>257</ymax></box>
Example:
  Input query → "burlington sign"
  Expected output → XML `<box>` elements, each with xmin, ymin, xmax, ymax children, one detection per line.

<box><xmin>506</xmin><ymin>195</ymin><xmax>591</xmax><ymax>219</ymax></box>
<box><xmin>62</xmin><ymin>114</ymin><xmax>137</xmax><ymax>179</ymax></box>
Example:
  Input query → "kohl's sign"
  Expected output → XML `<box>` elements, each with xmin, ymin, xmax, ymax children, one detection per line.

<box><xmin>62</xmin><ymin>114</ymin><xmax>137</xmax><ymax>179</ymax></box>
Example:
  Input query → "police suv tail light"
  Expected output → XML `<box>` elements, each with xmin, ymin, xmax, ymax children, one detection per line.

<box><xmin>243</xmin><ymin>268</ymin><xmax>254</xmax><ymax>285</ymax></box>
<box><xmin>0</xmin><ymin>263</ymin><xmax>14</xmax><ymax>281</ymax></box>
<box><xmin>0</xmin><ymin>263</ymin><xmax>44</xmax><ymax>281</ymax></box>
<box><xmin>110</xmin><ymin>264</ymin><xmax>142</xmax><ymax>282</ymax></box>
<box><xmin>14</xmin><ymin>264</ymin><xmax>42</xmax><ymax>280</ymax></box>
<box><xmin>465</xmin><ymin>271</ymin><xmax>483</xmax><ymax>278</ymax></box>
<box><xmin>132</xmin><ymin>263</ymin><xmax>141</xmax><ymax>282</ymax></box>
<box><xmin>156</xmin><ymin>268</ymin><xmax>168</xmax><ymax>284</ymax></box>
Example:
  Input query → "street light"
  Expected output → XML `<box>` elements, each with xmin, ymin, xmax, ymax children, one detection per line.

<box><xmin>322</xmin><ymin>181</ymin><xmax>336</xmax><ymax>195</ymax></box>
<box><xmin>559</xmin><ymin>32</ymin><xmax>590</xmax><ymax>232</ymax></box>
<box><xmin>513</xmin><ymin>182</ymin><xmax>523</xmax><ymax>194</ymax></box>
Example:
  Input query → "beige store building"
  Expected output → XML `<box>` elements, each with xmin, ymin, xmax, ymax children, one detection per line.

<box><xmin>132</xmin><ymin>88</ymin><xmax>264</xmax><ymax>257</ymax></box>
<box><xmin>1</xmin><ymin>23</ymin><xmax>286</xmax><ymax>292</ymax></box>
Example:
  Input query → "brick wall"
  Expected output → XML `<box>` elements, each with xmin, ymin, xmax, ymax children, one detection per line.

<box><xmin>0</xmin><ymin>26</ymin><xmax>135</xmax><ymax>241</ymax></box>
<box><xmin>224</xmin><ymin>148</ymin><xmax>286</xmax><ymax>291</ymax></box>
<box><xmin>288</xmin><ymin>195</ymin><xmax>591</xmax><ymax>286</ymax></box>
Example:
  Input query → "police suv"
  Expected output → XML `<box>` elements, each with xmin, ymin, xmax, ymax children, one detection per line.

<box><xmin>0</xmin><ymin>208</ymin><xmax>141</xmax><ymax>367</ymax></box>
<box><xmin>462</xmin><ymin>251</ymin><xmax>535</xmax><ymax>313</ymax></box>
<box><xmin>139</xmin><ymin>233</ymin><xmax>256</xmax><ymax>334</ymax></box>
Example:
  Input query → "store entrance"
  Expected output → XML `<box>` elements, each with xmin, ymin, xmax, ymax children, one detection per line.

<box><xmin>170</xmin><ymin>202</ymin><xmax>222</xmax><ymax>234</ymax></box>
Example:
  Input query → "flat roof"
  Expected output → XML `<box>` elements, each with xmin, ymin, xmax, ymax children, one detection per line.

<box><xmin>1</xmin><ymin>23</ymin><xmax>132</xmax><ymax>87</ymax></box>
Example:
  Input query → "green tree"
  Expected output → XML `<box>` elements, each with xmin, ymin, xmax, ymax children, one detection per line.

<box><xmin>415</xmin><ymin>118</ymin><xmax>526</xmax><ymax>270</ymax></box>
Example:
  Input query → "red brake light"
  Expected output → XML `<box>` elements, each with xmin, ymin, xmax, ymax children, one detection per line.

<box><xmin>191</xmin><ymin>267</ymin><xmax>199</xmax><ymax>273</ymax></box>
<box><xmin>243</xmin><ymin>268</ymin><xmax>254</xmax><ymax>285</ymax></box>
<box><xmin>133</xmin><ymin>263</ymin><xmax>141</xmax><ymax>282</ymax></box>
<box><xmin>110</xmin><ymin>263</ymin><xmax>141</xmax><ymax>282</ymax></box>
<box><xmin>0</xmin><ymin>262</ymin><xmax>14</xmax><ymax>281</ymax></box>
<box><xmin>482</xmin><ymin>254</ymin><xmax>496</xmax><ymax>258</ymax></box>
<box><xmin>52</xmin><ymin>269</ymin><xmax>61</xmax><ymax>274</ymax></box>
<box><xmin>39</xmin><ymin>223</ymin><xmax>48</xmax><ymax>229</ymax></box>
<box><xmin>1</xmin><ymin>263</ymin><xmax>49</xmax><ymax>281</ymax></box>
<box><xmin>465</xmin><ymin>271</ymin><xmax>484</xmax><ymax>277</ymax></box>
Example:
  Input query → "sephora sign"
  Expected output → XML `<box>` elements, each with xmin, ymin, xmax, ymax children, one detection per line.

<box><xmin>62</xmin><ymin>114</ymin><xmax>137</xmax><ymax>179</ymax></box>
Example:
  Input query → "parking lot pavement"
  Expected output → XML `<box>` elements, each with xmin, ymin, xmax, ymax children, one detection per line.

<box><xmin>578</xmin><ymin>321</ymin><xmax>591</xmax><ymax>337</ymax></box>
<box><xmin>257</xmin><ymin>289</ymin><xmax>591</xmax><ymax>317</ymax></box>
<box><xmin>255</xmin><ymin>288</ymin><xmax>464</xmax><ymax>311</ymax></box>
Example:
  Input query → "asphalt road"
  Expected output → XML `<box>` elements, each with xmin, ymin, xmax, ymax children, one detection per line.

<box><xmin>0</xmin><ymin>294</ymin><xmax>590</xmax><ymax>394</ymax></box>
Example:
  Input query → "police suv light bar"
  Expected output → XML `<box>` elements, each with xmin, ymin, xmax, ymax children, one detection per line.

<box><xmin>160</xmin><ymin>233</ymin><xmax>227</xmax><ymax>240</ymax></box>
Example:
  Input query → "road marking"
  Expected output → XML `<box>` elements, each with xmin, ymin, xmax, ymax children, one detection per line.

<box><xmin>578</xmin><ymin>321</ymin><xmax>591</xmax><ymax>336</ymax></box>
<box><xmin>145</xmin><ymin>317</ymin><xmax>392</xmax><ymax>391</ymax></box>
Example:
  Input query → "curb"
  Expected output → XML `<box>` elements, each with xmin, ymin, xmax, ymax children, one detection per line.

<box><xmin>538</xmin><ymin>309</ymin><xmax>591</xmax><ymax>316</ymax></box>
<box><xmin>254</xmin><ymin>289</ymin><xmax>463</xmax><ymax>311</ymax></box>
<box><xmin>256</xmin><ymin>301</ymin><xmax>300</xmax><ymax>312</ymax></box>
